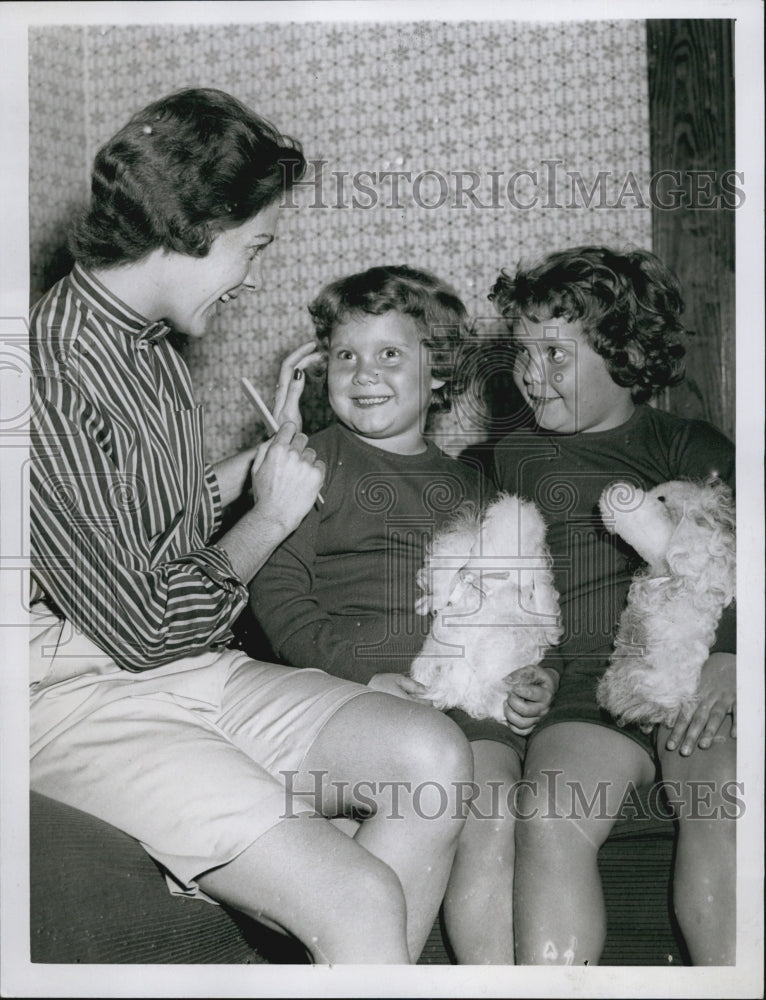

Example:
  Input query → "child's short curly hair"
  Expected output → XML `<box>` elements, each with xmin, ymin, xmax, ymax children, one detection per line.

<box><xmin>489</xmin><ymin>246</ymin><xmax>688</xmax><ymax>402</ymax></box>
<box><xmin>308</xmin><ymin>265</ymin><xmax>471</xmax><ymax>413</ymax></box>
<box><xmin>71</xmin><ymin>88</ymin><xmax>306</xmax><ymax>269</ymax></box>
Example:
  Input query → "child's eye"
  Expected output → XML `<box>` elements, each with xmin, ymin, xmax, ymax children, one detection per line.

<box><xmin>335</xmin><ymin>349</ymin><xmax>355</xmax><ymax>361</ymax></box>
<box><xmin>381</xmin><ymin>348</ymin><xmax>401</xmax><ymax>360</ymax></box>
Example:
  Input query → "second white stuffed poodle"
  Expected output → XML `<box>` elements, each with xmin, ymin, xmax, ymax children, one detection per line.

<box><xmin>596</xmin><ymin>478</ymin><xmax>736</xmax><ymax>728</ymax></box>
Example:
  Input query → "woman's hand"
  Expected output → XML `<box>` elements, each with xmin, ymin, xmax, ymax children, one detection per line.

<box><xmin>367</xmin><ymin>673</ymin><xmax>436</xmax><ymax>704</ymax></box>
<box><xmin>212</xmin><ymin>446</ymin><xmax>261</xmax><ymax>508</ymax></box>
<box><xmin>272</xmin><ymin>341</ymin><xmax>324</xmax><ymax>431</ymax></box>
<box><xmin>503</xmin><ymin>665</ymin><xmax>559</xmax><ymax>736</ymax></box>
<box><xmin>250</xmin><ymin>421</ymin><xmax>325</xmax><ymax>535</ymax></box>
<box><xmin>217</xmin><ymin>423</ymin><xmax>324</xmax><ymax>586</ymax></box>
<box><xmin>662</xmin><ymin>652</ymin><xmax>736</xmax><ymax>756</ymax></box>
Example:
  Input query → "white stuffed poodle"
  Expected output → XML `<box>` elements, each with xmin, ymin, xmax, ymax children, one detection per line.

<box><xmin>410</xmin><ymin>493</ymin><xmax>562</xmax><ymax>723</ymax></box>
<box><xmin>596</xmin><ymin>477</ymin><xmax>736</xmax><ymax>728</ymax></box>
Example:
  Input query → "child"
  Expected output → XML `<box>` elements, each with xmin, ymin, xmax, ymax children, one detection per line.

<box><xmin>489</xmin><ymin>245</ymin><xmax>736</xmax><ymax>965</ymax></box>
<box><xmin>250</xmin><ymin>264</ymin><xmax>558</xmax><ymax>964</ymax></box>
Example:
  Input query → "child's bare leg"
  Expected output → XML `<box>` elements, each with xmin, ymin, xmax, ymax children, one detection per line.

<box><xmin>514</xmin><ymin>722</ymin><xmax>654</xmax><ymax>965</ymax></box>
<box><xmin>300</xmin><ymin>693</ymin><xmax>474</xmax><ymax>961</ymax></box>
<box><xmin>658</xmin><ymin>716</ymin><xmax>736</xmax><ymax>964</ymax></box>
<box><xmin>199</xmin><ymin>814</ymin><xmax>410</xmax><ymax>963</ymax></box>
<box><xmin>442</xmin><ymin>740</ymin><xmax>521</xmax><ymax>964</ymax></box>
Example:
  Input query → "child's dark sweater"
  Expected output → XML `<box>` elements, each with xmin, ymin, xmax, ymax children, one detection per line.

<box><xmin>493</xmin><ymin>404</ymin><xmax>736</xmax><ymax>675</ymax></box>
<box><xmin>251</xmin><ymin>421</ymin><xmax>488</xmax><ymax>683</ymax></box>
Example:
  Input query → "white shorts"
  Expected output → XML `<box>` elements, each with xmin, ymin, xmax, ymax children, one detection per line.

<box><xmin>29</xmin><ymin>613</ymin><xmax>368</xmax><ymax>892</ymax></box>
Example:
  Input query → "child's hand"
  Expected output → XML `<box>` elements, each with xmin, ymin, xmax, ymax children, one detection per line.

<box><xmin>368</xmin><ymin>672</ymin><xmax>436</xmax><ymax>705</ymax></box>
<box><xmin>503</xmin><ymin>665</ymin><xmax>559</xmax><ymax>736</ymax></box>
<box><xmin>272</xmin><ymin>341</ymin><xmax>324</xmax><ymax>431</ymax></box>
<box><xmin>662</xmin><ymin>652</ymin><xmax>736</xmax><ymax>756</ymax></box>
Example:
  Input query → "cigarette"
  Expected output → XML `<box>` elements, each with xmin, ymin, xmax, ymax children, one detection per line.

<box><xmin>241</xmin><ymin>377</ymin><xmax>280</xmax><ymax>434</ymax></box>
<box><xmin>241</xmin><ymin>377</ymin><xmax>324</xmax><ymax>504</ymax></box>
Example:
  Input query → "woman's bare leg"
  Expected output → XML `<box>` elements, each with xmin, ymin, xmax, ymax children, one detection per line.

<box><xmin>198</xmin><ymin>812</ymin><xmax>410</xmax><ymax>963</ymax></box>
<box><xmin>298</xmin><ymin>693</ymin><xmax>474</xmax><ymax>961</ymax></box>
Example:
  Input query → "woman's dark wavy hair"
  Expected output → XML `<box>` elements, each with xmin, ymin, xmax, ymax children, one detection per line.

<box><xmin>489</xmin><ymin>246</ymin><xmax>688</xmax><ymax>402</ymax></box>
<box><xmin>308</xmin><ymin>265</ymin><xmax>472</xmax><ymax>413</ymax></box>
<box><xmin>70</xmin><ymin>88</ymin><xmax>306</xmax><ymax>268</ymax></box>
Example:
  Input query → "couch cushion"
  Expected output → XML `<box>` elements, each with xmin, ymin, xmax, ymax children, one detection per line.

<box><xmin>30</xmin><ymin>792</ymin><xmax>270</xmax><ymax>964</ymax></box>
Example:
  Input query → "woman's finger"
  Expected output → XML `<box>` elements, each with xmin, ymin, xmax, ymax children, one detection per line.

<box><xmin>250</xmin><ymin>440</ymin><xmax>270</xmax><ymax>477</ymax></box>
<box><xmin>288</xmin><ymin>431</ymin><xmax>309</xmax><ymax>455</ymax></box>
<box><xmin>398</xmin><ymin>676</ymin><xmax>429</xmax><ymax>694</ymax></box>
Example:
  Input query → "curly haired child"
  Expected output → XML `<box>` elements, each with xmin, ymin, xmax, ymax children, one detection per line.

<box><xmin>250</xmin><ymin>264</ymin><xmax>558</xmax><ymax>963</ymax></box>
<box><xmin>490</xmin><ymin>245</ymin><xmax>736</xmax><ymax>965</ymax></box>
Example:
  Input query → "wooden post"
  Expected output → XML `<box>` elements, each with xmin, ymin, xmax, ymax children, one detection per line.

<box><xmin>646</xmin><ymin>19</ymin><xmax>736</xmax><ymax>439</ymax></box>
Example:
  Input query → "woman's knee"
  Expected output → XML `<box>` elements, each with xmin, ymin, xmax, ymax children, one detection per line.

<box><xmin>394</xmin><ymin>705</ymin><xmax>474</xmax><ymax>788</ymax></box>
<box><xmin>298</xmin><ymin>855</ymin><xmax>409</xmax><ymax>963</ymax></box>
<box><xmin>201</xmin><ymin>818</ymin><xmax>409</xmax><ymax>959</ymax></box>
<box><xmin>339</xmin><ymin>851</ymin><xmax>408</xmax><ymax>919</ymax></box>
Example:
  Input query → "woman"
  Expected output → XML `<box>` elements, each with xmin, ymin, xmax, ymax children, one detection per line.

<box><xmin>29</xmin><ymin>87</ymin><xmax>472</xmax><ymax>964</ymax></box>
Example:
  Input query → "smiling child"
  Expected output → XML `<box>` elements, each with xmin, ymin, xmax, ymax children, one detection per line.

<box><xmin>249</xmin><ymin>264</ymin><xmax>557</xmax><ymax>963</ymax></box>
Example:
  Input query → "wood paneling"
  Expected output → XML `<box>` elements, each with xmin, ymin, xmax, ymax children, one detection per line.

<box><xmin>647</xmin><ymin>20</ymin><xmax>736</xmax><ymax>439</ymax></box>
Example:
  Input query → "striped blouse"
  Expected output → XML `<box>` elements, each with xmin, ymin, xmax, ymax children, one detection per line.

<box><xmin>30</xmin><ymin>264</ymin><xmax>248</xmax><ymax>671</ymax></box>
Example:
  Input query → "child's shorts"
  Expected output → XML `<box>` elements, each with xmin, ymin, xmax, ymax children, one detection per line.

<box><xmin>446</xmin><ymin>708</ymin><xmax>527</xmax><ymax>761</ymax></box>
<box><xmin>30</xmin><ymin>614</ymin><xmax>368</xmax><ymax>894</ymax></box>
<box><xmin>531</xmin><ymin>652</ymin><xmax>656</xmax><ymax>758</ymax></box>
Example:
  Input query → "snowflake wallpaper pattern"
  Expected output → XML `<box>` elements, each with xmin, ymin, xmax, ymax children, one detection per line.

<box><xmin>29</xmin><ymin>19</ymin><xmax>651</xmax><ymax>460</ymax></box>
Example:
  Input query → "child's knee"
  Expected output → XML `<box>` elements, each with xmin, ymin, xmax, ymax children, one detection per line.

<box><xmin>677</xmin><ymin>810</ymin><xmax>737</xmax><ymax>859</ymax></box>
<box><xmin>512</xmin><ymin>778</ymin><xmax>602</xmax><ymax>860</ymax></box>
<box><xmin>663</xmin><ymin>762</ymin><xmax>740</xmax><ymax>826</ymax></box>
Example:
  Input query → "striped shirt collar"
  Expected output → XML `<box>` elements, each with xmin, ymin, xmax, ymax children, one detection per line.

<box><xmin>70</xmin><ymin>262</ymin><xmax>172</xmax><ymax>345</ymax></box>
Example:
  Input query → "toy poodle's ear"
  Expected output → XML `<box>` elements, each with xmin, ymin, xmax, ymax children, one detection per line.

<box><xmin>526</xmin><ymin>566</ymin><xmax>563</xmax><ymax>641</ymax></box>
<box><xmin>416</xmin><ymin>502</ymin><xmax>481</xmax><ymax>615</ymax></box>
<box><xmin>665</xmin><ymin>479</ymin><xmax>736</xmax><ymax>604</ymax></box>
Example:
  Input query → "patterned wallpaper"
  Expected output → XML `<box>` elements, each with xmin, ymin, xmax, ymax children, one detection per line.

<box><xmin>29</xmin><ymin>19</ymin><xmax>652</xmax><ymax>461</ymax></box>
<box><xmin>28</xmin><ymin>26</ymin><xmax>88</xmax><ymax>308</ymax></box>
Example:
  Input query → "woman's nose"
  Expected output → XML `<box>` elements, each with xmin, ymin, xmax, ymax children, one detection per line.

<box><xmin>242</xmin><ymin>259</ymin><xmax>263</xmax><ymax>291</ymax></box>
